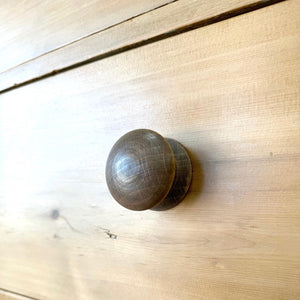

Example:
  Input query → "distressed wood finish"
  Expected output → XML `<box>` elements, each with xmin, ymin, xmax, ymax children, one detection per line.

<box><xmin>0</xmin><ymin>0</ymin><xmax>280</xmax><ymax>92</ymax></box>
<box><xmin>0</xmin><ymin>0</ymin><xmax>172</xmax><ymax>74</ymax></box>
<box><xmin>0</xmin><ymin>0</ymin><xmax>300</xmax><ymax>299</ymax></box>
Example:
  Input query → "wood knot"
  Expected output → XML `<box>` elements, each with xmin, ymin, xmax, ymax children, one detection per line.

<box><xmin>51</xmin><ymin>209</ymin><xmax>60</xmax><ymax>220</ymax></box>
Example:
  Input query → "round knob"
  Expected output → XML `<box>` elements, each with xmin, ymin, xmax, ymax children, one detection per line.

<box><xmin>105</xmin><ymin>129</ymin><xmax>192</xmax><ymax>211</ymax></box>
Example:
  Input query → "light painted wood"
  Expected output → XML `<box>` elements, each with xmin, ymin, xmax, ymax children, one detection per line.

<box><xmin>0</xmin><ymin>0</ymin><xmax>172</xmax><ymax>74</ymax></box>
<box><xmin>0</xmin><ymin>0</ymin><xmax>279</xmax><ymax>92</ymax></box>
<box><xmin>0</xmin><ymin>0</ymin><xmax>300</xmax><ymax>299</ymax></box>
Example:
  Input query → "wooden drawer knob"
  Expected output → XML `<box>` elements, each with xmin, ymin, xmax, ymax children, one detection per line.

<box><xmin>106</xmin><ymin>129</ymin><xmax>192</xmax><ymax>211</ymax></box>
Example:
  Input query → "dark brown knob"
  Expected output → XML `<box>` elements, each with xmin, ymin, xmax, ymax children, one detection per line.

<box><xmin>105</xmin><ymin>129</ymin><xmax>192</xmax><ymax>211</ymax></box>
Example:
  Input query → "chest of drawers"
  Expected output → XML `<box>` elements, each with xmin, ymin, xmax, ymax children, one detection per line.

<box><xmin>0</xmin><ymin>1</ymin><xmax>299</xmax><ymax>299</ymax></box>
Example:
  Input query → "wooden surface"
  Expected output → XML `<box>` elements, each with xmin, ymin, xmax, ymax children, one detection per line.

<box><xmin>0</xmin><ymin>0</ymin><xmax>279</xmax><ymax>92</ymax></box>
<box><xmin>0</xmin><ymin>0</ymin><xmax>300</xmax><ymax>299</ymax></box>
<box><xmin>0</xmin><ymin>0</ymin><xmax>172</xmax><ymax>74</ymax></box>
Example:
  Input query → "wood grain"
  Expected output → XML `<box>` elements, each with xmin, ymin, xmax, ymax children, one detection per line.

<box><xmin>0</xmin><ymin>0</ymin><xmax>172</xmax><ymax>74</ymax></box>
<box><xmin>0</xmin><ymin>0</ymin><xmax>300</xmax><ymax>299</ymax></box>
<box><xmin>0</xmin><ymin>0</ymin><xmax>281</xmax><ymax>92</ymax></box>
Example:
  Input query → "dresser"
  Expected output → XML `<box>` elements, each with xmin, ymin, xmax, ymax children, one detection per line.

<box><xmin>0</xmin><ymin>1</ymin><xmax>299</xmax><ymax>299</ymax></box>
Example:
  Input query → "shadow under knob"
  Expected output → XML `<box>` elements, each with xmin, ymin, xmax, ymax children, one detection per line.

<box><xmin>105</xmin><ymin>129</ymin><xmax>192</xmax><ymax>211</ymax></box>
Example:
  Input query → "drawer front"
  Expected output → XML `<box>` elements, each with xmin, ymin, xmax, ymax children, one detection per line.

<box><xmin>0</xmin><ymin>0</ymin><xmax>172</xmax><ymax>74</ymax></box>
<box><xmin>0</xmin><ymin>1</ymin><xmax>299</xmax><ymax>299</ymax></box>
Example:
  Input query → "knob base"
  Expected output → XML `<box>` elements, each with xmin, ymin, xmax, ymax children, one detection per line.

<box><xmin>151</xmin><ymin>138</ymin><xmax>192</xmax><ymax>211</ymax></box>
